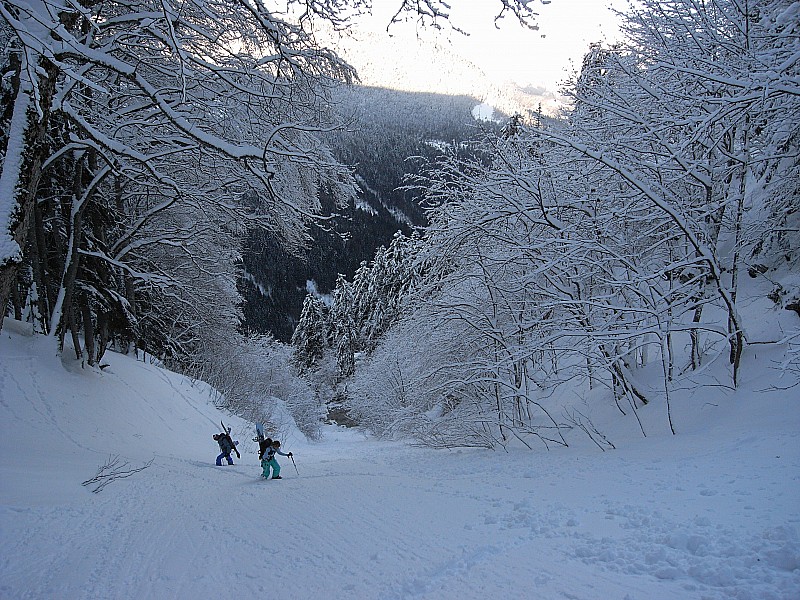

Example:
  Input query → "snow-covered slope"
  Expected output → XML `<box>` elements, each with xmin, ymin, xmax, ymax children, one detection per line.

<box><xmin>1</xmin><ymin>320</ymin><xmax>798</xmax><ymax>599</ymax></box>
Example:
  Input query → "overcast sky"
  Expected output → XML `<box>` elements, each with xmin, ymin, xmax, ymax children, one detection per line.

<box><xmin>362</xmin><ymin>0</ymin><xmax>626</xmax><ymax>93</ymax></box>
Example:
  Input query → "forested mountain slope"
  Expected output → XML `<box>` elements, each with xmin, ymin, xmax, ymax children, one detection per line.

<box><xmin>240</xmin><ymin>85</ymin><xmax>502</xmax><ymax>341</ymax></box>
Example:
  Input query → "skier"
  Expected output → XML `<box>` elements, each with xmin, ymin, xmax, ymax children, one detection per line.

<box><xmin>213</xmin><ymin>430</ymin><xmax>238</xmax><ymax>466</ymax></box>
<box><xmin>261</xmin><ymin>440</ymin><xmax>292</xmax><ymax>479</ymax></box>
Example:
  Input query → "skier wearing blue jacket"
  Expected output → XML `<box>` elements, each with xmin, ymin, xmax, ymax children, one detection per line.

<box><xmin>261</xmin><ymin>440</ymin><xmax>292</xmax><ymax>479</ymax></box>
<box><xmin>214</xmin><ymin>431</ymin><xmax>238</xmax><ymax>466</ymax></box>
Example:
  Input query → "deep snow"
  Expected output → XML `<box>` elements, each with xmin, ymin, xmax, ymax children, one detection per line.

<box><xmin>1</xmin><ymin>319</ymin><xmax>799</xmax><ymax>600</ymax></box>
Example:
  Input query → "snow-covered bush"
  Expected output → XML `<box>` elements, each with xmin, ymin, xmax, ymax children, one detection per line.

<box><xmin>203</xmin><ymin>334</ymin><xmax>323</xmax><ymax>440</ymax></box>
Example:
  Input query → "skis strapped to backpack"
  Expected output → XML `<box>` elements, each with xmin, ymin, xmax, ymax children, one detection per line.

<box><xmin>221</xmin><ymin>420</ymin><xmax>240</xmax><ymax>459</ymax></box>
<box><xmin>254</xmin><ymin>423</ymin><xmax>271</xmax><ymax>460</ymax></box>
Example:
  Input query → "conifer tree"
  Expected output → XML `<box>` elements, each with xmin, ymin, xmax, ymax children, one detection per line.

<box><xmin>291</xmin><ymin>295</ymin><xmax>329</xmax><ymax>372</ymax></box>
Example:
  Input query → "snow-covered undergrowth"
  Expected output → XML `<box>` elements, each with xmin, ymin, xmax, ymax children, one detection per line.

<box><xmin>1</xmin><ymin>318</ymin><xmax>798</xmax><ymax>599</ymax></box>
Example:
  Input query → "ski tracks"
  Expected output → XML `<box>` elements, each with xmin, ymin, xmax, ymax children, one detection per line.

<box><xmin>4</xmin><ymin>423</ymin><xmax>797</xmax><ymax>599</ymax></box>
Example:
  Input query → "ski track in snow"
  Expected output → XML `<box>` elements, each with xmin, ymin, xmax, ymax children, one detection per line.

<box><xmin>2</xmin><ymin>427</ymin><xmax>799</xmax><ymax>600</ymax></box>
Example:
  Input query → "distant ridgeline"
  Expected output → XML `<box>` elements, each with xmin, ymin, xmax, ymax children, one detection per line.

<box><xmin>239</xmin><ymin>84</ymin><xmax>504</xmax><ymax>342</ymax></box>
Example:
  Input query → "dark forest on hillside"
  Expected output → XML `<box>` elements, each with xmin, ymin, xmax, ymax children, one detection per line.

<box><xmin>239</xmin><ymin>86</ymin><xmax>502</xmax><ymax>341</ymax></box>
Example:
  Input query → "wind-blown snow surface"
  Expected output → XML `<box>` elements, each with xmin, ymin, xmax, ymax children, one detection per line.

<box><xmin>1</xmin><ymin>320</ymin><xmax>799</xmax><ymax>600</ymax></box>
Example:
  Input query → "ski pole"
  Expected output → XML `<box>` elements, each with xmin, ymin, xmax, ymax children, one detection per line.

<box><xmin>290</xmin><ymin>454</ymin><xmax>299</xmax><ymax>475</ymax></box>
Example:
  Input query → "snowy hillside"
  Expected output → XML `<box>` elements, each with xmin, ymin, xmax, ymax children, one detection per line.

<box><xmin>1</xmin><ymin>320</ymin><xmax>799</xmax><ymax>600</ymax></box>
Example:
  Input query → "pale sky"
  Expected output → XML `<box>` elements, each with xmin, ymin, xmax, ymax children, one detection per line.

<box><xmin>363</xmin><ymin>0</ymin><xmax>626</xmax><ymax>93</ymax></box>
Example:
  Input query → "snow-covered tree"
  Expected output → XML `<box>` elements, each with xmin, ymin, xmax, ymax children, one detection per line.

<box><xmin>205</xmin><ymin>332</ymin><xmax>324</xmax><ymax>439</ymax></box>
<box><xmin>0</xmin><ymin>0</ymin><xmax>359</xmax><ymax>362</ymax></box>
<box><xmin>1</xmin><ymin>0</ymin><xmax>552</xmax><ymax>369</ymax></box>
<box><xmin>291</xmin><ymin>293</ymin><xmax>329</xmax><ymax>371</ymax></box>
<box><xmin>517</xmin><ymin>0</ymin><xmax>800</xmax><ymax>388</ymax></box>
<box><xmin>341</xmin><ymin>0</ymin><xmax>800</xmax><ymax>446</ymax></box>
<box><xmin>324</xmin><ymin>231</ymin><xmax>422</xmax><ymax>373</ymax></box>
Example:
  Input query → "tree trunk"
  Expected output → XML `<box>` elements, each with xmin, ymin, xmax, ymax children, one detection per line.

<box><xmin>80</xmin><ymin>293</ymin><xmax>96</xmax><ymax>366</ymax></box>
<box><xmin>68</xmin><ymin>303</ymin><xmax>82</xmax><ymax>361</ymax></box>
<box><xmin>730</xmin><ymin>113</ymin><xmax>751</xmax><ymax>387</ymax></box>
<box><xmin>51</xmin><ymin>160</ymin><xmax>87</xmax><ymax>344</ymax></box>
<box><xmin>690</xmin><ymin>304</ymin><xmax>703</xmax><ymax>370</ymax></box>
<box><xmin>97</xmin><ymin>311</ymin><xmax>110</xmax><ymax>363</ymax></box>
<box><xmin>30</xmin><ymin>196</ymin><xmax>51</xmax><ymax>333</ymax></box>
<box><xmin>0</xmin><ymin>56</ymin><xmax>57</xmax><ymax>331</ymax></box>
<box><xmin>10</xmin><ymin>273</ymin><xmax>22</xmax><ymax>320</ymax></box>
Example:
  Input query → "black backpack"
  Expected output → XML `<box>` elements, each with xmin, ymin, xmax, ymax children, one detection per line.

<box><xmin>258</xmin><ymin>437</ymin><xmax>272</xmax><ymax>460</ymax></box>
<box><xmin>214</xmin><ymin>433</ymin><xmax>233</xmax><ymax>451</ymax></box>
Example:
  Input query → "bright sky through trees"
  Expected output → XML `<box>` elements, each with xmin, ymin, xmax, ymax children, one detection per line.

<box><xmin>361</xmin><ymin>0</ymin><xmax>625</xmax><ymax>94</ymax></box>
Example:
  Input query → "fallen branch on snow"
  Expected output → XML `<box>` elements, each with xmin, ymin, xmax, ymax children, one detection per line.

<box><xmin>82</xmin><ymin>454</ymin><xmax>154</xmax><ymax>493</ymax></box>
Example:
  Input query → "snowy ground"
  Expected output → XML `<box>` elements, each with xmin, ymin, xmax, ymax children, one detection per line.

<box><xmin>1</xmin><ymin>320</ymin><xmax>799</xmax><ymax>600</ymax></box>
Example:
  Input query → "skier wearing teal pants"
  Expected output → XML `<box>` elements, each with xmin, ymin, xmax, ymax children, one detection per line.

<box><xmin>261</xmin><ymin>440</ymin><xmax>292</xmax><ymax>479</ymax></box>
